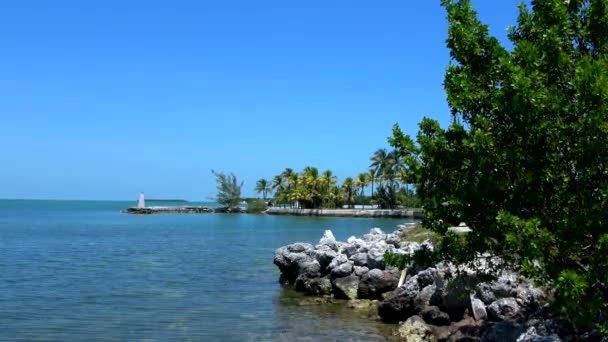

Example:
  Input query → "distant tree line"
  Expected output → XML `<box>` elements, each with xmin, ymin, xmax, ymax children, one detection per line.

<box><xmin>253</xmin><ymin>149</ymin><xmax>421</xmax><ymax>209</ymax></box>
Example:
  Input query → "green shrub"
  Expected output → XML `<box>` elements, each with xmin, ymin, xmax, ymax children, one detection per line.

<box><xmin>246</xmin><ymin>199</ymin><xmax>268</xmax><ymax>214</ymax></box>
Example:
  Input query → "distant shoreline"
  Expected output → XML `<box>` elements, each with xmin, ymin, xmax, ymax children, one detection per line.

<box><xmin>265</xmin><ymin>207</ymin><xmax>423</xmax><ymax>219</ymax></box>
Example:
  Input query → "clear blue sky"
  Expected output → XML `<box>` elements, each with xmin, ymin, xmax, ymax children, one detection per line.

<box><xmin>0</xmin><ymin>0</ymin><xmax>523</xmax><ymax>201</ymax></box>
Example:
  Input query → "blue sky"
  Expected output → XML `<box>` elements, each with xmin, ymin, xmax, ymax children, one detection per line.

<box><xmin>0</xmin><ymin>1</ymin><xmax>523</xmax><ymax>201</ymax></box>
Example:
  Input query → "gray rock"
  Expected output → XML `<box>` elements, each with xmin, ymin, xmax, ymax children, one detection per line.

<box><xmin>332</xmin><ymin>274</ymin><xmax>360</xmax><ymax>300</ymax></box>
<box><xmin>471</xmin><ymin>295</ymin><xmax>488</xmax><ymax>321</ymax></box>
<box><xmin>415</xmin><ymin>284</ymin><xmax>437</xmax><ymax>310</ymax></box>
<box><xmin>295</xmin><ymin>274</ymin><xmax>332</xmax><ymax>296</ymax></box>
<box><xmin>517</xmin><ymin>283</ymin><xmax>546</xmax><ymax>310</ymax></box>
<box><xmin>366</xmin><ymin>248</ymin><xmax>386</xmax><ymax>270</ymax></box>
<box><xmin>354</xmin><ymin>266</ymin><xmax>369</xmax><ymax>277</ymax></box>
<box><xmin>338</xmin><ymin>243</ymin><xmax>358</xmax><ymax>257</ymax></box>
<box><xmin>385</xmin><ymin>233</ymin><xmax>402</xmax><ymax>248</ymax></box>
<box><xmin>318</xmin><ymin>229</ymin><xmax>336</xmax><ymax>245</ymax></box>
<box><xmin>330</xmin><ymin>261</ymin><xmax>354</xmax><ymax>278</ymax></box>
<box><xmin>476</xmin><ymin>272</ymin><xmax>518</xmax><ymax>305</ymax></box>
<box><xmin>482</xmin><ymin>321</ymin><xmax>526</xmax><ymax>342</ymax></box>
<box><xmin>349</xmin><ymin>252</ymin><xmax>368</xmax><ymax>267</ymax></box>
<box><xmin>363</xmin><ymin>227</ymin><xmax>387</xmax><ymax>242</ymax></box>
<box><xmin>417</xmin><ymin>268</ymin><xmax>439</xmax><ymax>288</ymax></box>
<box><xmin>488</xmin><ymin>297</ymin><xmax>521</xmax><ymax>321</ymax></box>
<box><xmin>327</xmin><ymin>254</ymin><xmax>348</xmax><ymax>270</ymax></box>
<box><xmin>285</xmin><ymin>242</ymin><xmax>314</xmax><ymax>253</ymax></box>
<box><xmin>273</xmin><ymin>245</ymin><xmax>320</xmax><ymax>283</ymax></box>
<box><xmin>516</xmin><ymin>327</ymin><xmax>561</xmax><ymax>342</ymax></box>
<box><xmin>378</xmin><ymin>275</ymin><xmax>420</xmax><ymax>323</ymax></box>
<box><xmin>357</xmin><ymin>269</ymin><xmax>399</xmax><ymax>300</ymax></box>
<box><xmin>396</xmin><ymin>315</ymin><xmax>435</xmax><ymax>342</ymax></box>
<box><xmin>420</xmin><ymin>306</ymin><xmax>451</xmax><ymax>326</ymax></box>
<box><xmin>434</xmin><ymin>272</ymin><xmax>478</xmax><ymax>321</ymax></box>
<box><xmin>310</xmin><ymin>245</ymin><xmax>337</xmax><ymax>272</ymax></box>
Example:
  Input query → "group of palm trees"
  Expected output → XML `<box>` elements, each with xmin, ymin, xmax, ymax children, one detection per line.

<box><xmin>254</xmin><ymin>148</ymin><xmax>415</xmax><ymax>209</ymax></box>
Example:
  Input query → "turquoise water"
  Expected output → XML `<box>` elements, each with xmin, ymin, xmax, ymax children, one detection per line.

<box><xmin>0</xmin><ymin>200</ymin><xmax>412</xmax><ymax>341</ymax></box>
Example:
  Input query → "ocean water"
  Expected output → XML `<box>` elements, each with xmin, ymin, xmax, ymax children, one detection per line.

<box><xmin>0</xmin><ymin>200</ymin><xmax>414</xmax><ymax>341</ymax></box>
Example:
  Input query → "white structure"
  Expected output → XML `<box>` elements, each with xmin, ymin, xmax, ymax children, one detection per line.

<box><xmin>137</xmin><ymin>192</ymin><xmax>145</xmax><ymax>208</ymax></box>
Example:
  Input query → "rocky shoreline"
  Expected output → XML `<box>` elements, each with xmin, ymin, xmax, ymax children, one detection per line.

<box><xmin>273</xmin><ymin>226</ymin><xmax>596</xmax><ymax>341</ymax></box>
<box><xmin>266</xmin><ymin>208</ymin><xmax>424</xmax><ymax>219</ymax></box>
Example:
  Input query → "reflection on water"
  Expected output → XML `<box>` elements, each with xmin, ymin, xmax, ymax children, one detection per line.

<box><xmin>0</xmin><ymin>200</ymin><xmax>410</xmax><ymax>341</ymax></box>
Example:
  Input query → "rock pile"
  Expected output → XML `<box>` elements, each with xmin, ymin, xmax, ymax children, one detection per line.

<box><xmin>273</xmin><ymin>227</ymin><xmax>572</xmax><ymax>341</ymax></box>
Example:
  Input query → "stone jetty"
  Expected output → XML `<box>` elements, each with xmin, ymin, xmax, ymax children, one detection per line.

<box><xmin>273</xmin><ymin>226</ymin><xmax>580</xmax><ymax>341</ymax></box>
<box><xmin>266</xmin><ymin>208</ymin><xmax>424</xmax><ymax>219</ymax></box>
<box><xmin>124</xmin><ymin>206</ymin><xmax>244</xmax><ymax>214</ymax></box>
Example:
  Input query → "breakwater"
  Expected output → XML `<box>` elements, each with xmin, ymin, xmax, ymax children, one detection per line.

<box><xmin>123</xmin><ymin>206</ymin><xmax>244</xmax><ymax>214</ymax></box>
<box><xmin>266</xmin><ymin>208</ymin><xmax>424</xmax><ymax>219</ymax></box>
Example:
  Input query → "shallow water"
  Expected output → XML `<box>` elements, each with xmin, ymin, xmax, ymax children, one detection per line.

<box><xmin>0</xmin><ymin>200</ymin><xmax>412</xmax><ymax>341</ymax></box>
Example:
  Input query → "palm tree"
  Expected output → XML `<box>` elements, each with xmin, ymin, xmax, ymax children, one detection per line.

<box><xmin>368</xmin><ymin>168</ymin><xmax>376</xmax><ymax>200</ymax></box>
<box><xmin>302</xmin><ymin>166</ymin><xmax>321</xmax><ymax>208</ymax></box>
<box><xmin>255</xmin><ymin>179</ymin><xmax>272</xmax><ymax>200</ymax></box>
<box><xmin>355</xmin><ymin>173</ymin><xmax>370</xmax><ymax>209</ymax></box>
<box><xmin>287</xmin><ymin>173</ymin><xmax>300</xmax><ymax>208</ymax></box>
<box><xmin>271</xmin><ymin>175</ymin><xmax>286</xmax><ymax>207</ymax></box>
<box><xmin>320</xmin><ymin>169</ymin><xmax>337</xmax><ymax>208</ymax></box>
<box><xmin>370</xmin><ymin>148</ymin><xmax>389</xmax><ymax>187</ymax></box>
<box><xmin>341</xmin><ymin>177</ymin><xmax>356</xmax><ymax>209</ymax></box>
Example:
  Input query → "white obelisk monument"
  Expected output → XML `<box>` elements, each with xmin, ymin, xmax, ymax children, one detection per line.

<box><xmin>137</xmin><ymin>192</ymin><xmax>145</xmax><ymax>208</ymax></box>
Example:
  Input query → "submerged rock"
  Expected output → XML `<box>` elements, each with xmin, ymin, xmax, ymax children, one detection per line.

<box><xmin>396</xmin><ymin>315</ymin><xmax>435</xmax><ymax>342</ymax></box>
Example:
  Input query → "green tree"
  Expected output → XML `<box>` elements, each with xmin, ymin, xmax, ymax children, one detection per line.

<box><xmin>211</xmin><ymin>170</ymin><xmax>243</xmax><ymax>209</ymax></box>
<box><xmin>355</xmin><ymin>172</ymin><xmax>370</xmax><ymax>208</ymax></box>
<box><xmin>254</xmin><ymin>178</ymin><xmax>272</xmax><ymax>200</ymax></box>
<box><xmin>389</xmin><ymin>0</ymin><xmax>608</xmax><ymax>330</ymax></box>
<box><xmin>341</xmin><ymin>177</ymin><xmax>356</xmax><ymax>209</ymax></box>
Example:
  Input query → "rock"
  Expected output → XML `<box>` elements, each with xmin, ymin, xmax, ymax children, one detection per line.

<box><xmin>366</xmin><ymin>249</ymin><xmax>386</xmax><ymax>270</ymax></box>
<box><xmin>358</xmin><ymin>269</ymin><xmax>399</xmax><ymax>300</ymax></box>
<box><xmin>516</xmin><ymin>282</ymin><xmax>546</xmax><ymax>310</ymax></box>
<box><xmin>435</xmin><ymin>316</ymin><xmax>483</xmax><ymax>341</ymax></box>
<box><xmin>386</xmin><ymin>233</ymin><xmax>402</xmax><ymax>248</ymax></box>
<box><xmin>400</xmin><ymin>241</ymin><xmax>422</xmax><ymax>254</ymax></box>
<box><xmin>516</xmin><ymin>327</ymin><xmax>561</xmax><ymax>342</ymax></box>
<box><xmin>349</xmin><ymin>252</ymin><xmax>368</xmax><ymax>267</ymax></box>
<box><xmin>332</xmin><ymin>274</ymin><xmax>360</xmax><ymax>299</ymax></box>
<box><xmin>330</xmin><ymin>261</ymin><xmax>354</xmax><ymax>278</ymax></box>
<box><xmin>286</xmin><ymin>242</ymin><xmax>314</xmax><ymax>253</ymax></box>
<box><xmin>471</xmin><ymin>295</ymin><xmax>488</xmax><ymax>321</ymax></box>
<box><xmin>420</xmin><ymin>306</ymin><xmax>451</xmax><ymax>326</ymax></box>
<box><xmin>436</xmin><ymin>272</ymin><xmax>478</xmax><ymax>321</ymax></box>
<box><xmin>339</xmin><ymin>243</ymin><xmax>358</xmax><ymax>257</ymax></box>
<box><xmin>417</xmin><ymin>268</ymin><xmax>439</xmax><ymax>288</ymax></box>
<box><xmin>295</xmin><ymin>274</ymin><xmax>332</xmax><ymax>296</ymax></box>
<box><xmin>347</xmin><ymin>236</ymin><xmax>369</xmax><ymax>252</ymax></box>
<box><xmin>487</xmin><ymin>298</ymin><xmax>521</xmax><ymax>321</ymax></box>
<box><xmin>396</xmin><ymin>315</ymin><xmax>435</xmax><ymax>342</ymax></box>
<box><xmin>482</xmin><ymin>321</ymin><xmax>526</xmax><ymax>342</ymax></box>
<box><xmin>327</xmin><ymin>254</ymin><xmax>348</xmax><ymax>270</ymax></box>
<box><xmin>378</xmin><ymin>275</ymin><xmax>420</xmax><ymax>323</ymax></box>
<box><xmin>415</xmin><ymin>284</ymin><xmax>437</xmax><ymax>310</ymax></box>
<box><xmin>347</xmin><ymin>299</ymin><xmax>377</xmax><ymax>311</ymax></box>
<box><xmin>319</xmin><ymin>229</ymin><xmax>336</xmax><ymax>245</ymax></box>
<box><xmin>273</xmin><ymin>244</ymin><xmax>320</xmax><ymax>283</ymax></box>
<box><xmin>363</xmin><ymin>227</ymin><xmax>387</xmax><ymax>242</ymax></box>
<box><xmin>476</xmin><ymin>272</ymin><xmax>518</xmax><ymax>305</ymax></box>
<box><xmin>354</xmin><ymin>266</ymin><xmax>369</xmax><ymax>277</ymax></box>
<box><xmin>310</xmin><ymin>245</ymin><xmax>337</xmax><ymax>272</ymax></box>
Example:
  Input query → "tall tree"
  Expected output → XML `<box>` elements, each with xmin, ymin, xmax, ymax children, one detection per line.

<box><xmin>211</xmin><ymin>170</ymin><xmax>243</xmax><ymax>209</ymax></box>
<box><xmin>341</xmin><ymin>177</ymin><xmax>356</xmax><ymax>209</ymax></box>
<box><xmin>355</xmin><ymin>173</ymin><xmax>370</xmax><ymax>209</ymax></box>
<box><xmin>254</xmin><ymin>179</ymin><xmax>272</xmax><ymax>200</ymax></box>
<box><xmin>390</xmin><ymin>0</ymin><xmax>608</xmax><ymax>329</ymax></box>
